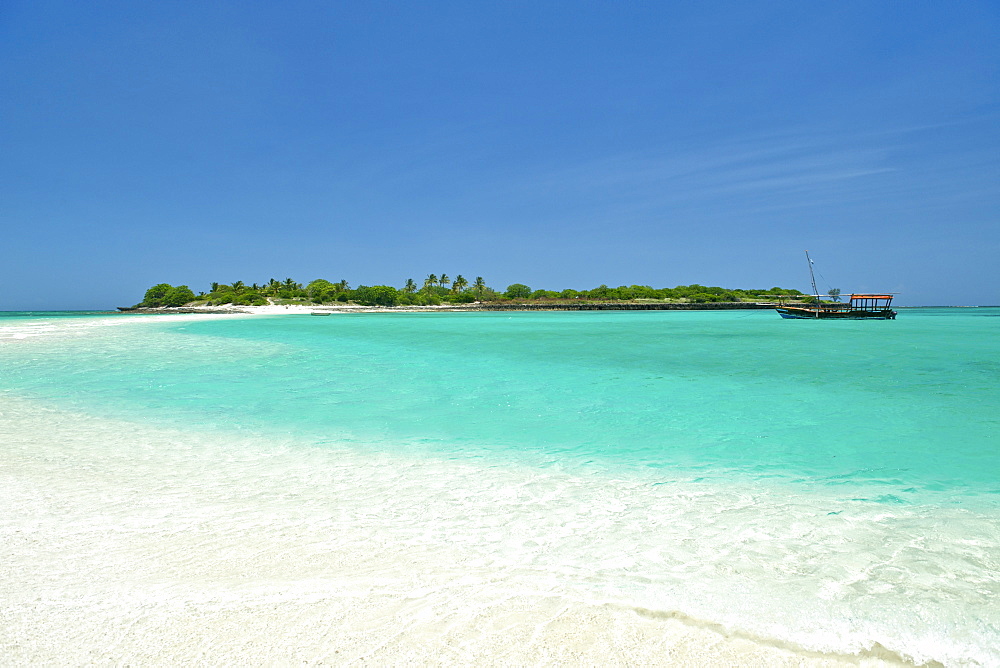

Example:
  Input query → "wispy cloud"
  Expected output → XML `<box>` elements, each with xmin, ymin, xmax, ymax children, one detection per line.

<box><xmin>479</xmin><ymin>117</ymin><xmax>1000</xmax><ymax>230</ymax></box>
<box><xmin>503</xmin><ymin>129</ymin><xmax>898</xmax><ymax>212</ymax></box>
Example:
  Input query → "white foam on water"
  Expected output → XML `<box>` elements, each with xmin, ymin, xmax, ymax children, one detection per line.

<box><xmin>3</xmin><ymin>394</ymin><xmax>997</xmax><ymax>666</ymax></box>
<box><xmin>1</xmin><ymin>312</ymin><xmax>256</xmax><ymax>335</ymax></box>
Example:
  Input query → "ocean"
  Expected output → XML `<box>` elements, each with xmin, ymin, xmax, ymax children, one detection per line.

<box><xmin>2</xmin><ymin>308</ymin><xmax>998</xmax><ymax>665</ymax></box>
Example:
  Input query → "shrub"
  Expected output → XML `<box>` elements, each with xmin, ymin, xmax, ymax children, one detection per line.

<box><xmin>504</xmin><ymin>283</ymin><xmax>532</xmax><ymax>299</ymax></box>
<box><xmin>162</xmin><ymin>285</ymin><xmax>195</xmax><ymax>307</ymax></box>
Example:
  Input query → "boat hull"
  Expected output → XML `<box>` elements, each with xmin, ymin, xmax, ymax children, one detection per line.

<box><xmin>776</xmin><ymin>307</ymin><xmax>896</xmax><ymax>320</ymax></box>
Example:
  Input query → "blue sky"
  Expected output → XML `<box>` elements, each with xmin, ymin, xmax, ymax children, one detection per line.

<box><xmin>2</xmin><ymin>1</ymin><xmax>997</xmax><ymax>308</ymax></box>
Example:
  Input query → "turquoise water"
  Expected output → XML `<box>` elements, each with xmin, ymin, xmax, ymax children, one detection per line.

<box><xmin>5</xmin><ymin>309</ymin><xmax>998</xmax><ymax>498</ymax></box>
<box><xmin>0</xmin><ymin>310</ymin><xmax>119</xmax><ymax>319</ymax></box>
<box><xmin>2</xmin><ymin>308</ymin><xmax>999</xmax><ymax>664</ymax></box>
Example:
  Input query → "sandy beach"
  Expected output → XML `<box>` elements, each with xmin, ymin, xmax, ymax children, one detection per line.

<box><xmin>2</xmin><ymin>394</ymin><xmax>910</xmax><ymax>666</ymax></box>
<box><xmin>118</xmin><ymin>302</ymin><xmax>480</xmax><ymax>316</ymax></box>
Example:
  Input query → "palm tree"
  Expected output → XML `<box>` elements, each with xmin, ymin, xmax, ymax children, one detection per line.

<box><xmin>424</xmin><ymin>274</ymin><xmax>437</xmax><ymax>292</ymax></box>
<box><xmin>210</xmin><ymin>282</ymin><xmax>220</xmax><ymax>293</ymax></box>
<box><xmin>473</xmin><ymin>276</ymin><xmax>486</xmax><ymax>299</ymax></box>
<box><xmin>439</xmin><ymin>274</ymin><xmax>450</xmax><ymax>289</ymax></box>
<box><xmin>404</xmin><ymin>278</ymin><xmax>417</xmax><ymax>294</ymax></box>
<box><xmin>452</xmin><ymin>275</ymin><xmax>468</xmax><ymax>294</ymax></box>
<box><xmin>231</xmin><ymin>280</ymin><xmax>245</xmax><ymax>295</ymax></box>
<box><xmin>283</xmin><ymin>278</ymin><xmax>300</xmax><ymax>292</ymax></box>
<box><xmin>337</xmin><ymin>279</ymin><xmax>350</xmax><ymax>292</ymax></box>
<box><xmin>267</xmin><ymin>278</ymin><xmax>280</xmax><ymax>296</ymax></box>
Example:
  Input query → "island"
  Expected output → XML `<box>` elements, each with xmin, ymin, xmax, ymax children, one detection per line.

<box><xmin>120</xmin><ymin>276</ymin><xmax>814</xmax><ymax>313</ymax></box>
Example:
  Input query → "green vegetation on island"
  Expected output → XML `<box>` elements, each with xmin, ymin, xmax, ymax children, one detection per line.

<box><xmin>134</xmin><ymin>275</ymin><xmax>805</xmax><ymax>309</ymax></box>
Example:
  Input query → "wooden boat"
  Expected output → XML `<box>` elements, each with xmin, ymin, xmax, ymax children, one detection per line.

<box><xmin>776</xmin><ymin>294</ymin><xmax>896</xmax><ymax>319</ymax></box>
<box><xmin>776</xmin><ymin>252</ymin><xmax>897</xmax><ymax>320</ymax></box>
<box><xmin>310</xmin><ymin>311</ymin><xmax>333</xmax><ymax>316</ymax></box>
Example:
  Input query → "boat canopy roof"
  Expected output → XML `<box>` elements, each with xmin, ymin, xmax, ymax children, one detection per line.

<box><xmin>850</xmin><ymin>294</ymin><xmax>894</xmax><ymax>299</ymax></box>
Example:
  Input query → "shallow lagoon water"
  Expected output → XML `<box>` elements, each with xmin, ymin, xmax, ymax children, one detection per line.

<box><xmin>2</xmin><ymin>309</ymin><xmax>998</xmax><ymax>665</ymax></box>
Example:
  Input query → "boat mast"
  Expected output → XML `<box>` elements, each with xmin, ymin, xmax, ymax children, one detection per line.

<box><xmin>805</xmin><ymin>250</ymin><xmax>820</xmax><ymax>317</ymax></box>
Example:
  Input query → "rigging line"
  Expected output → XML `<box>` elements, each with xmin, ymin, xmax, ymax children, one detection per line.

<box><xmin>815</xmin><ymin>269</ymin><xmax>834</xmax><ymax>292</ymax></box>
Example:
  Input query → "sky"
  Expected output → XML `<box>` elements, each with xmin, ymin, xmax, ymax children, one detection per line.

<box><xmin>1</xmin><ymin>1</ymin><xmax>998</xmax><ymax>309</ymax></box>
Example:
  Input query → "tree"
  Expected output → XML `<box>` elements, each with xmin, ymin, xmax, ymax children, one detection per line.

<box><xmin>404</xmin><ymin>278</ymin><xmax>417</xmax><ymax>293</ymax></box>
<box><xmin>424</xmin><ymin>274</ymin><xmax>437</xmax><ymax>292</ymax></box>
<box><xmin>307</xmin><ymin>279</ymin><xmax>336</xmax><ymax>303</ymax></box>
<box><xmin>141</xmin><ymin>283</ymin><xmax>173</xmax><ymax>307</ymax></box>
<box><xmin>439</xmin><ymin>274</ymin><xmax>450</xmax><ymax>289</ymax></box>
<box><xmin>828</xmin><ymin>288</ymin><xmax>842</xmax><ymax>302</ymax></box>
<box><xmin>452</xmin><ymin>275</ymin><xmax>468</xmax><ymax>293</ymax></box>
<box><xmin>163</xmin><ymin>285</ymin><xmax>196</xmax><ymax>307</ymax></box>
<box><xmin>473</xmin><ymin>276</ymin><xmax>486</xmax><ymax>299</ymax></box>
<box><xmin>689</xmin><ymin>292</ymin><xmax>726</xmax><ymax>303</ymax></box>
<box><xmin>588</xmin><ymin>284</ymin><xmax>611</xmax><ymax>299</ymax></box>
<box><xmin>354</xmin><ymin>285</ymin><xmax>400</xmax><ymax>307</ymax></box>
<box><xmin>504</xmin><ymin>283</ymin><xmax>532</xmax><ymax>299</ymax></box>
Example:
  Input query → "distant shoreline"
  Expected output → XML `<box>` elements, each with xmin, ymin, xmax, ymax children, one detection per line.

<box><xmin>116</xmin><ymin>301</ymin><xmax>781</xmax><ymax>316</ymax></box>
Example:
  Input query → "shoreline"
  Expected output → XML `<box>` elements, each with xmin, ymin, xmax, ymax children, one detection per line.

<box><xmin>116</xmin><ymin>301</ymin><xmax>778</xmax><ymax>316</ymax></box>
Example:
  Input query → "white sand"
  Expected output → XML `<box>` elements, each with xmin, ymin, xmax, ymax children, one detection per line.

<box><xmin>0</xmin><ymin>395</ymin><xmax>913</xmax><ymax>667</ymax></box>
<box><xmin>128</xmin><ymin>302</ymin><xmax>474</xmax><ymax>316</ymax></box>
